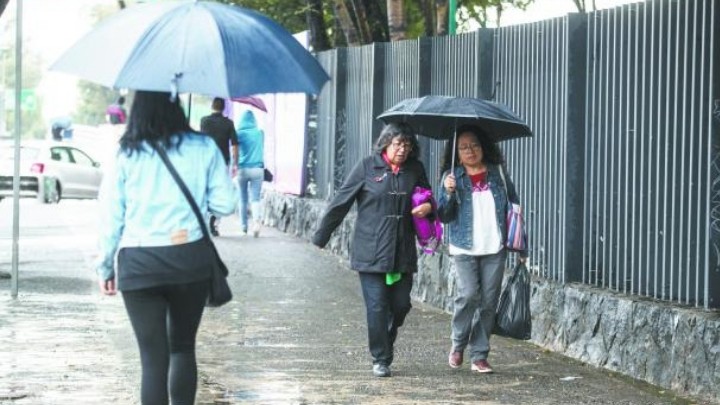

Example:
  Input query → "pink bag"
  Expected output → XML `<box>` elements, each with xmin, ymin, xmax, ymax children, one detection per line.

<box><xmin>411</xmin><ymin>186</ymin><xmax>443</xmax><ymax>254</ymax></box>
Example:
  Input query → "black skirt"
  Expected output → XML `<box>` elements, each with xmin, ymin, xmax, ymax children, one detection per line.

<box><xmin>117</xmin><ymin>239</ymin><xmax>214</xmax><ymax>291</ymax></box>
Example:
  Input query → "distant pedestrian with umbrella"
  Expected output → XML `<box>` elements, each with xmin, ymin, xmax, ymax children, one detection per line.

<box><xmin>438</xmin><ymin>125</ymin><xmax>528</xmax><ymax>374</ymax></box>
<box><xmin>96</xmin><ymin>91</ymin><xmax>237</xmax><ymax>404</ymax></box>
<box><xmin>235</xmin><ymin>110</ymin><xmax>265</xmax><ymax>237</ymax></box>
<box><xmin>106</xmin><ymin>96</ymin><xmax>127</xmax><ymax>125</ymax></box>
<box><xmin>201</xmin><ymin>97</ymin><xmax>238</xmax><ymax>236</ymax></box>
<box><xmin>312</xmin><ymin>122</ymin><xmax>434</xmax><ymax>378</ymax></box>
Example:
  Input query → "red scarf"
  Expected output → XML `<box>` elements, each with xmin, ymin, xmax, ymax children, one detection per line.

<box><xmin>382</xmin><ymin>152</ymin><xmax>400</xmax><ymax>174</ymax></box>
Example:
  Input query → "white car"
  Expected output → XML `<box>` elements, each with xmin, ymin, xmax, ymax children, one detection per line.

<box><xmin>0</xmin><ymin>141</ymin><xmax>103</xmax><ymax>204</ymax></box>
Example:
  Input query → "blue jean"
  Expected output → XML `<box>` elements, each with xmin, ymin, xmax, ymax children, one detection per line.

<box><xmin>358</xmin><ymin>272</ymin><xmax>414</xmax><ymax>366</ymax></box>
<box><xmin>451</xmin><ymin>249</ymin><xmax>507</xmax><ymax>362</ymax></box>
<box><xmin>236</xmin><ymin>167</ymin><xmax>263</xmax><ymax>231</ymax></box>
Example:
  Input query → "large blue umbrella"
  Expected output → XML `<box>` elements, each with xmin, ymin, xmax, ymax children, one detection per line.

<box><xmin>50</xmin><ymin>1</ymin><xmax>329</xmax><ymax>98</ymax></box>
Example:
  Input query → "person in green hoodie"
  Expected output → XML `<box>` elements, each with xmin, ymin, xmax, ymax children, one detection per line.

<box><xmin>235</xmin><ymin>110</ymin><xmax>265</xmax><ymax>237</ymax></box>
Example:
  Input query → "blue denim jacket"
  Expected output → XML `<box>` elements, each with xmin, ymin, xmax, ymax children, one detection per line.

<box><xmin>95</xmin><ymin>133</ymin><xmax>237</xmax><ymax>280</ymax></box>
<box><xmin>437</xmin><ymin>164</ymin><xmax>527</xmax><ymax>257</ymax></box>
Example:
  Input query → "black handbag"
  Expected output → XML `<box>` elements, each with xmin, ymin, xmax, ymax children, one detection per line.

<box><xmin>154</xmin><ymin>145</ymin><xmax>232</xmax><ymax>307</ymax></box>
<box><xmin>263</xmin><ymin>168</ymin><xmax>274</xmax><ymax>182</ymax></box>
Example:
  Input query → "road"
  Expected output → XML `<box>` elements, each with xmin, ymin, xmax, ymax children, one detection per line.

<box><xmin>0</xmin><ymin>199</ymin><xmax>707</xmax><ymax>404</ymax></box>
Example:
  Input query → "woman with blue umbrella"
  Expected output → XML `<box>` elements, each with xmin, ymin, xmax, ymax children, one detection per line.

<box><xmin>96</xmin><ymin>91</ymin><xmax>237</xmax><ymax>404</ymax></box>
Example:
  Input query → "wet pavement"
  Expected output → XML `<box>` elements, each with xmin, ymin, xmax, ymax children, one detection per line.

<box><xmin>0</xmin><ymin>200</ymin><xmax>711</xmax><ymax>404</ymax></box>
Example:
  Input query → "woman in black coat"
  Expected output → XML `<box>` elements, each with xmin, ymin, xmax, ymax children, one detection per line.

<box><xmin>312</xmin><ymin>123</ymin><xmax>432</xmax><ymax>378</ymax></box>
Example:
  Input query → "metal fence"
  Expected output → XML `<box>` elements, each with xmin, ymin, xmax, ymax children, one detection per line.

<box><xmin>583</xmin><ymin>0</ymin><xmax>718</xmax><ymax>307</ymax></box>
<box><xmin>306</xmin><ymin>0</ymin><xmax>719</xmax><ymax>308</ymax></box>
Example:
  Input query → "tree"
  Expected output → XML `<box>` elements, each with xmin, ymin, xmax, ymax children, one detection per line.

<box><xmin>387</xmin><ymin>0</ymin><xmax>407</xmax><ymax>41</ymax></box>
<box><xmin>74</xmin><ymin>80</ymin><xmax>119</xmax><ymax>126</ymax></box>
<box><xmin>72</xmin><ymin>4</ymin><xmax>125</xmax><ymax>126</ymax></box>
<box><xmin>0</xmin><ymin>15</ymin><xmax>46</xmax><ymax>139</ymax></box>
<box><xmin>571</xmin><ymin>0</ymin><xmax>597</xmax><ymax>13</ymax></box>
<box><xmin>306</xmin><ymin>0</ymin><xmax>331</xmax><ymax>51</ymax></box>
<box><xmin>460</xmin><ymin>0</ymin><xmax>533</xmax><ymax>29</ymax></box>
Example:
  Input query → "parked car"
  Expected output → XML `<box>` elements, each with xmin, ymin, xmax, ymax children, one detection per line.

<box><xmin>0</xmin><ymin>141</ymin><xmax>103</xmax><ymax>204</ymax></box>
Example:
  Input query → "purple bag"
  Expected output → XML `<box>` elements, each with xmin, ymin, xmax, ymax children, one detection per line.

<box><xmin>411</xmin><ymin>186</ymin><xmax>443</xmax><ymax>254</ymax></box>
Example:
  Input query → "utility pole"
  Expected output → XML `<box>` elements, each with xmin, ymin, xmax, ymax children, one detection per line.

<box><xmin>11</xmin><ymin>0</ymin><xmax>22</xmax><ymax>299</ymax></box>
<box><xmin>448</xmin><ymin>0</ymin><xmax>457</xmax><ymax>35</ymax></box>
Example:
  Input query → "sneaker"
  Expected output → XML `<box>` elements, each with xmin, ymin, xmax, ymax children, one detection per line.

<box><xmin>211</xmin><ymin>228</ymin><xmax>220</xmax><ymax>237</ymax></box>
<box><xmin>471</xmin><ymin>359</ymin><xmax>493</xmax><ymax>374</ymax></box>
<box><xmin>252</xmin><ymin>222</ymin><xmax>261</xmax><ymax>238</ymax></box>
<box><xmin>372</xmin><ymin>364</ymin><xmax>391</xmax><ymax>378</ymax></box>
<box><xmin>448</xmin><ymin>351</ymin><xmax>463</xmax><ymax>369</ymax></box>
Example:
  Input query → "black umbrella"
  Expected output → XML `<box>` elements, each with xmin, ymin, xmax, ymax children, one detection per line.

<box><xmin>377</xmin><ymin>95</ymin><xmax>532</xmax><ymax>142</ymax></box>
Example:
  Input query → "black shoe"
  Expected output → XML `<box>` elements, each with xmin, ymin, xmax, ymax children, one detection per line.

<box><xmin>372</xmin><ymin>364</ymin><xmax>391</xmax><ymax>377</ymax></box>
<box><xmin>211</xmin><ymin>228</ymin><xmax>219</xmax><ymax>237</ymax></box>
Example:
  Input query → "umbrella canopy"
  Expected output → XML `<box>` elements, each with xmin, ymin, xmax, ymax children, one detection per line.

<box><xmin>50</xmin><ymin>1</ymin><xmax>329</xmax><ymax>98</ymax></box>
<box><xmin>232</xmin><ymin>96</ymin><xmax>267</xmax><ymax>112</ymax></box>
<box><xmin>377</xmin><ymin>95</ymin><xmax>532</xmax><ymax>142</ymax></box>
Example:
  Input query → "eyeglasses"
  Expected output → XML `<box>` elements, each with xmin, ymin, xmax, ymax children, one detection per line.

<box><xmin>458</xmin><ymin>143</ymin><xmax>481</xmax><ymax>153</ymax></box>
<box><xmin>391</xmin><ymin>141</ymin><xmax>413</xmax><ymax>151</ymax></box>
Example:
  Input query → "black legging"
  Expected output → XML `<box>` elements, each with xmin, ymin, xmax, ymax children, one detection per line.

<box><xmin>122</xmin><ymin>280</ymin><xmax>209</xmax><ymax>405</ymax></box>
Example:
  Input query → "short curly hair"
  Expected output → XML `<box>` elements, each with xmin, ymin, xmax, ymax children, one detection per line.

<box><xmin>373</xmin><ymin>122</ymin><xmax>420</xmax><ymax>160</ymax></box>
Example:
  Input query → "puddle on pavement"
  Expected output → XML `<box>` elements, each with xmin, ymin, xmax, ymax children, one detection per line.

<box><xmin>199</xmin><ymin>371</ymin><xmax>306</xmax><ymax>405</ymax></box>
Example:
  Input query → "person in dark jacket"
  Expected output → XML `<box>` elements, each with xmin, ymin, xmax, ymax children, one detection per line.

<box><xmin>200</xmin><ymin>97</ymin><xmax>238</xmax><ymax>236</ymax></box>
<box><xmin>312</xmin><ymin>122</ymin><xmax>433</xmax><ymax>378</ymax></box>
<box><xmin>437</xmin><ymin>125</ymin><xmax>527</xmax><ymax>375</ymax></box>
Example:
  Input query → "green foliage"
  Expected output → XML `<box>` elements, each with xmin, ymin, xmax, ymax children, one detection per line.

<box><xmin>74</xmin><ymin>81</ymin><xmax>119</xmax><ymax>126</ymax></box>
<box><xmin>217</xmin><ymin>0</ymin><xmax>308</xmax><ymax>34</ymax></box>
<box><xmin>1</xmin><ymin>42</ymin><xmax>47</xmax><ymax>139</ymax></box>
<box><xmin>460</xmin><ymin>0</ymin><xmax>534</xmax><ymax>28</ymax></box>
<box><xmin>71</xmin><ymin>4</ymin><xmax>127</xmax><ymax>126</ymax></box>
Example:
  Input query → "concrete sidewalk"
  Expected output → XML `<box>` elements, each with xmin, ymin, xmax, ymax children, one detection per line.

<box><xmin>0</xmin><ymin>208</ymin><xmax>708</xmax><ymax>404</ymax></box>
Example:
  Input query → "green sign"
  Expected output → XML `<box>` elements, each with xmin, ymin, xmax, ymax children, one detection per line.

<box><xmin>4</xmin><ymin>89</ymin><xmax>37</xmax><ymax>111</ymax></box>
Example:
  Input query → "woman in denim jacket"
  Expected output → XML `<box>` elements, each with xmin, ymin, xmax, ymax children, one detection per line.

<box><xmin>437</xmin><ymin>125</ymin><xmax>527</xmax><ymax>374</ymax></box>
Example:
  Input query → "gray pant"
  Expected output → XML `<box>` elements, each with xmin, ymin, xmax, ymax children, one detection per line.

<box><xmin>451</xmin><ymin>250</ymin><xmax>507</xmax><ymax>362</ymax></box>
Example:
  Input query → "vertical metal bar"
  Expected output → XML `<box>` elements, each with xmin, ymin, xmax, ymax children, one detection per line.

<box><xmin>631</xmin><ymin>2</ymin><xmax>641</xmax><ymax>296</ymax></box>
<box><xmin>676</xmin><ymin>0</ymin><xmax>686</xmax><ymax>303</ymax></box>
<box><xmin>689</xmin><ymin>0</ymin><xmax>700</xmax><ymax>307</ymax></box>
<box><xmin>687</xmin><ymin>0</ymin><xmax>698</xmax><ymax>306</ymax></box>
<box><xmin>602</xmin><ymin>9</ymin><xmax>611</xmax><ymax>289</ymax></box>
<box><xmin>703</xmin><ymin>0</ymin><xmax>718</xmax><ymax>308</ymax></box>
<box><xmin>598</xmin><ymin>10</ymin><xmax>608</xmax><ymax>288</ymax></box>
<box><xmin>662</xmin><ymin>1</ymin><xmax>672</xmax><ymax>301</ymax></box>
<box><xmin>652</xmin><ymin>0</ymin><xmax>661</xmax><ymax>299</ymax></box>
<box><xmin>641</xmin><ymin>1</ymin><xmax>648</xmax><ymax>297</ymax></box>
<box><xmin>618</xmin><ymin>5</ymin><xmax>626</xmax><ymax>293</ymax></box>
<box><xmin>588</xmin><ymin>12</ymin><xmax>598</xmax><ymax>286</ymax></box>
<box><xmin>609</xmin><ymin>7</ymin><xmax>618</xmax><ymax>291</ymax></box>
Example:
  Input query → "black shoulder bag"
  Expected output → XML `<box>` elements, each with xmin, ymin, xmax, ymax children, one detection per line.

<box><xmin>154</xmin><ymin>145</ymin><xmax>232</xmax><ymax>307</ymax></box>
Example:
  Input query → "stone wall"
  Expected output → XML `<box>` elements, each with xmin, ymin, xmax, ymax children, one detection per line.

<box><xmin>263</xmin><ymin>192</ymin><xmax>720</xmax><ymax>403</ymax></box>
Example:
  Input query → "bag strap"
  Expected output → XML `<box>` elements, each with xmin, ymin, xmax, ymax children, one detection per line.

<box><xmin>153</xmin><ymin>144</ymin><xmax>211</xmax><ymax>240</ymax></box>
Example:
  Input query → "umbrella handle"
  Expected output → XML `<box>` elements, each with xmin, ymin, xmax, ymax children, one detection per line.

<box><xmin>450</xmin><ymin>123</ymin><xmax>457</xmax><ymax>174</ymax></box>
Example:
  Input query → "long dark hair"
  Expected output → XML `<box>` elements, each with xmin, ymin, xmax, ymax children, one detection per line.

<box><xmin>440</xmin><ymin>125</ymin><xmax>505</xmax><ymax>174</ymax></box>
<box><xmin>373</xmin><ymin>122</ymin><xmax>420</xmax><ymax>160</ymax></box>
<box><xmin>119</xmin><ymin>91</ymin><xmax>196</xmax><ymax>155</ymax></box>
